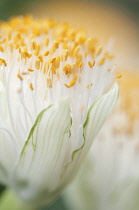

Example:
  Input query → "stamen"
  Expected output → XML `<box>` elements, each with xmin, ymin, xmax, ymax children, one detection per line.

<box><xmin>64</xmin><ymin>75</ymin><xmax>78</xmax><ymax>88</ymax></box>
<box><xmin>116</xmin><ymin>74</ymin><xmax>122</xmax><ymax>79</ymax></box>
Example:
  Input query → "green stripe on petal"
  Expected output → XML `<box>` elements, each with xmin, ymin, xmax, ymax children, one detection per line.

<box><xmin>64</xmin><ymin>84</ymin><xmax>118</xmax><ymax>174</ymax></box>
<box><xmin>13</xmin><ymin>98</ymin><xmax>72</xmax><ymax>204</ymax></box>
<box><xmin>83</xmin><ymin>83</ymin><xmax>119</xmax><ymax>149</ymax></box>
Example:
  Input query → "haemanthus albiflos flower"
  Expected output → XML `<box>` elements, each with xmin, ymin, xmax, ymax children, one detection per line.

<box><xmin>0</xmin><ymin>16</ymin><xmax>119</xmax><ymax>206</ymax></box>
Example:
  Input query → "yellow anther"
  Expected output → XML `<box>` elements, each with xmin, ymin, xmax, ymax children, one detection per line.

<box><xmin>63</xmin><ymin>42</ymin><xmax>69</xmax><ymax>49</ymax></box>
<box><xmin>70</xmin><ymin>45</ymin><xmax>80</xmax><ymax>57</ymax></box>
<box><xmin>107</xmin><ymin>68</ymin><xmax>111</xmax><ymax>71</ymax></box>
<box><xmin>18</xmin><ymin>47</ymin><xmax>21</xmax><ymax>54</ymax></box>
<box><xmin>99</xmin><ymin>59</ymin><xmax>105</xmax><ymax>65</ymax></box>
<box><xmin>50</xmin><ymin>67</ymin><xmax>56</xmax><ymax>74</ymax></box>
<box><xmin>116</xmin><ymin>74</ymin><xmax>122</xmax><ymax>79</ymax></box>
<box><xmin>46</xmin><ymin>77</ymin><xmax>52</xmax><ymax>88</ymax></box>
<box><xmin>38</xmin><ymin>55</ymin><xmax>43</xmax><ymax>62</ymax></box>
<box><xmin>77</xmin><ymin>36</ymin><xmax>86</xmax><ymax>45</ymax></box>
<box><xmin>0</xmin><ymin>58</ymin><xmax>7</xmax><ymax>66</ymax></box>
<box><xmin>64</xmin><ymin>75</ymin><xmax>78</xmax><ymax>88</ymax></box>
<box><xmin>108</xmin><ymin>55</ymin><xmax>114</xmax><ymax>59</ymax></box>
<box><xmin>33</xmin><ymin>28</ymin><xmax>40</xmax><ymax>37</ymax></box>
<box><xmin>28</xmin><ymin>54</ymin><xmax>32</xmax><ymax>58</ymax></box>
<box><xmin>54</xmin><ymin>41</ymin><xmax>59</xmax><ymax>49</ymax></box>
<box><xmin>52</xmin><ymin>56</ymin><xmax>60</xmax><ymax>69</ymax></box>
<box><xmin>62</xmin><ymin>49</ymin><xmax>68</xmax><ymax>61</ymax></box>
<box><xmin>30</xmin><ymin>83</ymin><xmax>34</xmax><ymax>90</ymax></box>
<box><xmin>32</xmin><ymin>41</ymin><xmax>37</xmax><ymax>50</ymax></box>
<box><xmin>0</xmin><ymin>46</ymin><xmax>4</xmax><ymax>52</ymax></box>
<box><xmin>43</xmin><ymin>63</ymin><xmax>48</xmax><ymax>74</ymax></box>
<box><xmin>44</xmin><ymin>51</ymin><xmax>49</xmax><ymax>56</ymax></box>
<box><xmin>78</xmin><ymin>62</ymin><xmax>83</xmax><ymax>68</ymax></box>
<box><xmin>7</xmin><ymin>32</ymin><xmax>11</xmax><ymax>41</ymax></box>
<box><xmin>45</xmin><ymin>37</ymin><xmax>49</xmax><ymax>46</ymax></box>
<box><xmin>34</xmin><ymin>44</ymin><xmax>40</xmax><ymax>56</ymax></box>
<box><xmin>73</xmin><ymin>46</ymin><xmax>80</xmax><ymax>57</ymax></box>
<box><xmin>96</xmin><ymin>46</ymin><xmax>102</xmax><ymax>56</ymax></box>
<box><xmin>51</xmin><ymin>41</ymin><xmax>59</xmax><ymax>54</ymax></box>
<box><xmin>43</xmin><ymin>28</ymin><xmax>48</xmax><ymax>34</ymax></box>
<box><xmin>22</xmin><ymin>50</ymin><xmax>31</xmax><ymax>59</ymax></box>
<box><xmin>35</xmin><ymin>59</ymin><xmax>41</xmax><ymax>69</ymax></box>
<box><xmin>63</xmin><ymin>64</ymin><xmax>72</xmax><ymax>75</ymax></box>
<box><xmin>0</xmin><ymin>38</ymin><xmax>6</xmax><ymax>44</ymax></box>
<box><xmin>104</xmin><ymin>52</ymin><xmax>114</xmax><ymax>59</ymax></box>
<box><xmin>17</xmin><ymin>73</ymin><xmax>23</xmax><ymax>81</ymax></box>
<box><xmin>48</xmin><ymin>19</ymin><xmax>56</xmax><ymax>28</ymax></box>
<box><xmin>28</xmin><ymin>69</ymin><xmax>34</xmax><ymax>72</ymax></box>
<box><xmin>14</xmin><ymin>33</ymin><xmax>22</xmax><ymax>43</ymax></box>
<box><xmin>50</xmin><ymin>57</ymin><xmax>56</xmax><ymax>64</ymax></box>
<box><xmin>86</xmin><ymin>83</ymin><xmax>93</xmax><ymax>88</ymax></box>
<box><xmin>15</xmin><ymin>44</ymin><xmax>20</xmax><ymax>49</ymax></box>
<box><xmin>88</xmin><ymin>60</ymin><xmax>95</xmax><ymax>68</ymax></box>
<box><xmin>22</xmin><ymin>72</ymin><xmax>28</xmax><ymax>75</ymax></box>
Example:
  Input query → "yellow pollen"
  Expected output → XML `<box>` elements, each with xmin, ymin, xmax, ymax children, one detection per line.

<box><xmin>50</xmin><ymin>57</ymin><xmax>56</xmax><ymax>64</ymax></box>
<box><xmin>63</xmin><ymin>64</ymin><xmax>72</xmax><ymax>75</ymax></box>
<box><xmin>96</xmin><ymin>46</ymin><xmax>102</xmax><ymax>56</ymax></box>
<box><xmin>0</xmin><ymin>46</ymin><xmax>4</xmax><ymax>52</ymax></box>
<box><xmin>28</xmin><ymin>68</ymin><xmax>34</xmax><ymax>72</ymax></box>
<box><xmin>64</xmin><ymin>75</ymin><xmax>78</xmax><ymax>88</ymax></box>
<box><xmin>78</xmin><ymin>62</ymin><xmax>83</xmax><ymax>68</ymax></box>
<box><xmin>0</xmin><ymin>58</ymin><xmax>7</xmax><ymax>66</ymax></box>
<box><xmin>0</xmin><ymin>38</ymin><xmax>6</xmax><ymax>44</ymax></box>
<box><xmin>50</xmin><ymin>67</ymin><xmax>56</xmax><ymax>74</ymax></box>
<box><xmin>86</xmin><ymin>83</ymin><xmax>93</xmax><ymax>88</ymax></box>
<box><xmin>116</xmin><ymin>74</ymin><xmax>122</xmax><ymax>79</ymax></box>
<box><xmin>35</xmin><ymin>59</ymin><xmax>41</xmax><ymax>69</ymax></box>
<box><xmin>99</xmin><ymin>59</ymin><xmax>105</xmax><ymax>65</ymax></box>
<box><xmin>108</xmin><ymin>55</ymin><xmax>114</xmax><ymax>59</ymax></box>
<box><xmin>17</xmin><ymin>73</ymin><xmax>23</xmax><ymax>81</ymax></box>
<box><xmin>47</xmin><ymin>77</ymin><xmax>52</xmax><ymax>88</ymax></box>
<box><xmin>44</xmin><ymin>51</ymin><xmax>49</xmax><ymax>56</ymax></box>
<box><xmin>72</xmin><ymin>46</ymin><xmax>80</xmax><ymax>57</ymax></box>
<box><xmin>45</xmin><ymin>37</ymin><xmax>49</xmax><ymax>46</ymax></box>
<box><xmin>34</xmin><ymin>44</ymin><xmax>40</xmax><ymax>56</ymax></box>
<box><xmin>88</xmin><ymin>60</ymin><xmax>95</xmax><ymax>68</ymax></box>
<box><xmin>32</xmin><ymin>41</ymin><xmax>37</xmax><ymax>50</ymax></box>
<box><xmin>30</xmin><ymin>83</ymin><xmax>34</xmax><ymax>90</ymax></box>
<box><xmin>38</xmin><ymin>55</ymin><xmax>43</xmax><ymax>62</ymax></box>
<box><xmin>0</xmin><ymin>16</ymin><xmax>114</xmax><ymax>89</ymax></box>
<box><xmin>62</xmin><ymin>49</ymin><xmax>68</xmax><ymax>61</ymax></box>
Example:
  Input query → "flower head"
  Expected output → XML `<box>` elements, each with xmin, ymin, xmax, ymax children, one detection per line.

<box><xmin>65</xmin><ymin>71</ymin><xmax>139</xmax><ymax>210</ymax></box>
<box><xmin>0</xmin><ymin>16</ymin><xmax>118</xmax><ymax>205</ymax></box>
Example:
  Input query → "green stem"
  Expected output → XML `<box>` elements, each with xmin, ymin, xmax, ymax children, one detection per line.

<box><xmin>0</xmin><ymin>188</ymin><xmax>35</xmax><ymax>210</ymax></box>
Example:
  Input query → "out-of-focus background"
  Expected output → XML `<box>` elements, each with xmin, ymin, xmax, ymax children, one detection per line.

<box><xmin>0</xmin><ymin>0</ymin><xmax>138</xmax><ymax>209</ymax></box>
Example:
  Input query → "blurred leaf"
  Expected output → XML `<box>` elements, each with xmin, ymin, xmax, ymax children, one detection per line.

<box><xmin>0</xmin><ymin>184</ymin><xmax>5</xmax><ymax>196</ymax></box>
<box><xmin>40</xmin><ymin>196</ymin><xmax>69</xmax><ymax>210</ymax></box>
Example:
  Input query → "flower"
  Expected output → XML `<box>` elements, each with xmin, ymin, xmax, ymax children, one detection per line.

<box><xmin>0</xmin><ymin>16</ymin><xmax>118</xmax><ymax>206</ymax></box>
<box><xmin>65</xmin><ymin>71</ymin><xmax>139</xmax><ymax>210</ymax></box>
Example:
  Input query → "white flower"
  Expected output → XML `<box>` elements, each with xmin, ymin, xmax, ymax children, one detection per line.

<box><xmin>65</xmin><ymin>71</ymin><xmax>139</xmax><ymax>210</ymax></box>
<box><xmin>0</xmin><ymin>16</ymin><xmax>118</xmax><ymax>206</ymax></box>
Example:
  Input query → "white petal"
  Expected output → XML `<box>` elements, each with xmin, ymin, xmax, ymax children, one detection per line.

<box><xmin>83</xmin><ymin>83</ymin><xmax>119</xmax><ymax>151</ymax></box>
<box><xmin>0</xmin><ymin>131</ymin><xmax>16</xmax><ymax>185</ymax></box>
<box><xmin>12</xmin><ymin>98</ymin><xmax>72</xmax><ymax>204</ymax></box>
<box><xmin>60</xmin><ymin>84</ymin><xmax>119</xmax><ymax>184</ymax></box>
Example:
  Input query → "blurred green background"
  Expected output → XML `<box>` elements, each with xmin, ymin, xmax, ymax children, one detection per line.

<box><xmin>0</xmin><ymin>0</ymin><xmax>138</xmax><ymax>209</ymax></box>
<box><xmin>0</xmin><ymin>0</ymin><xmax>138</xmax><ymax>21</ymax></box>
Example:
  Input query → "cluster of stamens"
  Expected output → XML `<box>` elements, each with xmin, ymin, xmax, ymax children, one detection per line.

<box><xmin>0</xmin><ymin>15</ymin><xmax>119</xmax><ymax>92</ymax></box>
